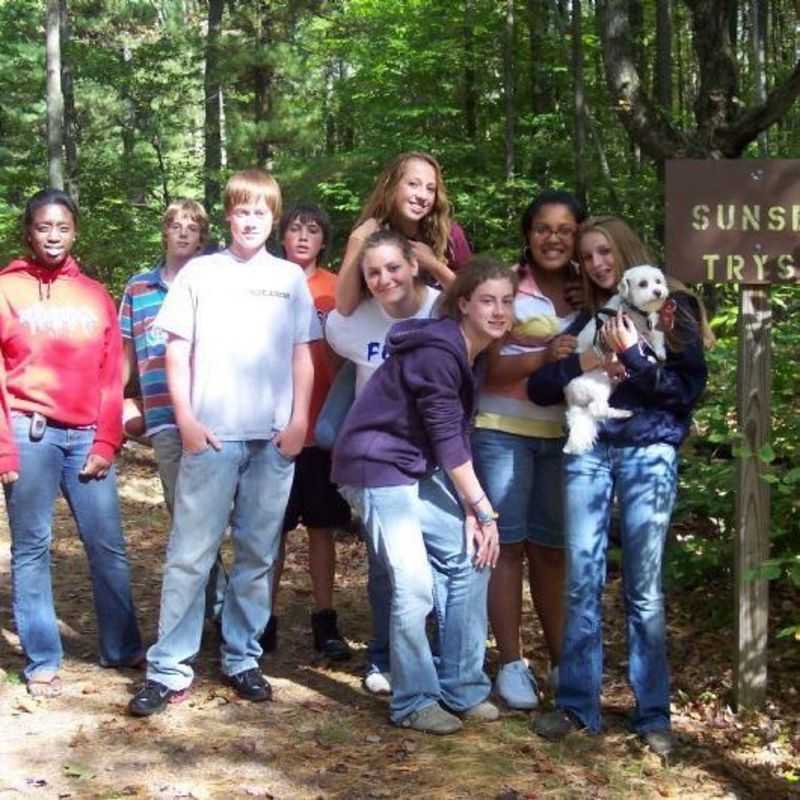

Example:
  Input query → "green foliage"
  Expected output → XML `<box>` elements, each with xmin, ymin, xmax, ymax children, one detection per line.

<box><xmin>665</xmin><ymin>284</ymin><xmax>800</xmax><ymax>634</ymax></box>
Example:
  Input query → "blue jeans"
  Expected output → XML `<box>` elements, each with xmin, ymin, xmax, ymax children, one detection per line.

<box><xmin>151</xmin><ymin>428</ymin><xmax>228</xmax><ymax>621</ymax></box>
<box><xmin>146</xmin><ymin>439</ymin><xmax>294</xmax><ymax>690</ymax></box>
<box><xmin>472</xmin><ymin>428</ymin><xmax>565</xmax><ymax>548</ymax></box>
<box><xmin>345</xmin><ymin>470</ymin><xmax>491</xmax><ymax>723</ymax></box>
<box><xmin>557</xmin><ymin>441</ymin><xmax>677</xmax><ymax>733</ymax></box>
<box><xmin>5</xmin><ymin>415</ymin><xmax>141</xmax><ymax>680</ymax></box>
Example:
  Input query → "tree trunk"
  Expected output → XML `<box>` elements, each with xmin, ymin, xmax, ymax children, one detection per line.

<box><xmin>338</xmin><ymin>58</ymin><xmax>354</xmax><ymax>150</ymax></box>
<box><xmin>253</xmin><ymin>3</ymin><xmax>274</xmax><ymax>169</ymax></box>
<box><xmin>324</xmin><ymin>60</ymin><xmax>336</xmax><ymax>155</ymax></box>
<box><xmin>204</xmin><ymin>0</ymin><xmax>224</xmax><ymax>216</ymax></box>
<box><xmin>653</xmin><ymin>0</ymin><xmax>672</xmax><ymax>214</ymax></box>
<box><xmin>573</xmin><ymin>0</ymin><xmax>586</xmax><ymax>207</ymax></box>
<box><xmin>751</xmin><ymin>0</ymin><xmax>768</xmax><ymax>154</ymax></box>
<box><xmin>463</xmin><ymin>0</ymin><xmax>478</xmax><ymax>141</ymax></box>
<box><xmin>503</xmin><ymin>0</ymin><xmax>515</xmax><ymax>180</ymax></box>
<box><xmin>120</xmin><ymin>44</ymin><xmax>143</xmax><ymax>204</ymax></box>
<box><xmin>686</xmin><ymin>0</ymin><xmax>739</xmax><ymax>141</ymax></box>
<box><xmin>60</xmin><ymin>0</ymin><xmax>78</xmax><ymax>203</ymax></box>
<box><xmin>527</xmin><ymin>0</ymin><xmax>551</xmax><ymax>114</ymax></box>
<box><xmin>46</xmin><ymin>0</ymin><xmax>64</xmax><ymax>189</ymax></box>
<box><xmin>152</xmin><ymin>130</ymin><xmax>170</xmax><ymax>208</ymax></box>
<box><xmin>654</xmin><ymin>0</ymin><xmax>672</xmax><ymax>114</ymax></box>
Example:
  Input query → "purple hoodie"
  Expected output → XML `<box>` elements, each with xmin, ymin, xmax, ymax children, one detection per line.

<box><xmin>331</xmin><ymin>316</ymin><xmax>483</xmax><ymax>488</ymax></box>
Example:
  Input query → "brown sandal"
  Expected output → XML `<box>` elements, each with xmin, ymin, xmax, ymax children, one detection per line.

<box><xmin>27</xmin><ymin>674</ymin><xmax>63</xmax><ymax>698</ymax></box>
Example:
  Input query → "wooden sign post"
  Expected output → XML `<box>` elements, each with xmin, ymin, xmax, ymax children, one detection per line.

<box><xmin>665</xmin><ymin>159</ymin><xmax>800</xmax><ymax>709</ymax></box>
<box><xmin>734</xmin><ymin>283</ymin><xmax>770</xmax><ymax>708</ymax></box>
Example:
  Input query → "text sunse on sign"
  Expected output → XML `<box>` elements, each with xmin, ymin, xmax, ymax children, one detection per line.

<box><xmin>665</xmin><ymin>159</ymin><xmax>800</xmax><ymax>284</ymax></box>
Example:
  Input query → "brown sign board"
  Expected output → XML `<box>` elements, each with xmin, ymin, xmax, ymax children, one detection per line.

<box><xmin>665</xmin><ymin>159</ymin><xmax>800</xmax><ymax>283</ymax></box>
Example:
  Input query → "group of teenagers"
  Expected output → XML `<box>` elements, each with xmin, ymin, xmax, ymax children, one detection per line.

<box><xmin>0</xmin><ymin>151</ymin><xmax>713</xmax><ymax>756</ymax></box>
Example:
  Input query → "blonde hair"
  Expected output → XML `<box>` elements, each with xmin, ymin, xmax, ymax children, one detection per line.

<box><xmin>664</xmin><ymin>277</ymin><xmax>716</xmax><ymax>351</ymax></box>
<box><xmin>356</xmin><ymin>152</ymin><xmax>451</xmax><ymax>261</ymax></box>
<box><xmin>578</xmin><ymin>216</ymin><xmax>652</xmax><ymax>312</ymax></box>
<box><xmin>223</xmin><ymin>168</ymin><xmax>282</xmax><ymax>219</ymax></box>
<box><xmin>161</xmin><ymin>198</ymin><xmax>209</xmax><ymax>250</ymax></box>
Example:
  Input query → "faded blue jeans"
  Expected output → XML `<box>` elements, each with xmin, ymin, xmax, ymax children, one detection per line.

<box><xmin>557</xmin><ymin>441</ymin><xmax>678</xmax><ymax>734</ymax></box>
<box><xmin>345</xmin><ymin>469</ymin><xmax>491</xmax><ymax>723</ymax></box>
<box><xmin>5</xmin><ymin>415</ymin><xmax>141</xmax><ymax>680</ymax></box>
<box><xmin>146</xmin><ymin>439</ymin><xmax>294</xmax><ymax>690</ymax></box>
<box><xmin>151</xmin><ymin>428</ymin><xmax>228</xmax><ymax>621</ymax></box>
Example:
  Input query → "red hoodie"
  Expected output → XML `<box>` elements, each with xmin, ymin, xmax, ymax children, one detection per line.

<box><xmin>0</xmin><ymin>255</ymin><xmax>123</xmax><ymax>472</ymax></box>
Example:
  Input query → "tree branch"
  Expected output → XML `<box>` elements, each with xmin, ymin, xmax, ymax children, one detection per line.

<box><xmin>597</xmin><ymin>0</ymin><xmax>690</xmax><ymax>160</ymax></box>
<box><xmin>720</xmin><ymin>59</ymin><xmax>800</xmax><ymax>156</ymax></box>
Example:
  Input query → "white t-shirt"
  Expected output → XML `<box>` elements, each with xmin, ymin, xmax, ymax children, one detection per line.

<box><xmin>326</xmin><ymin>285</ymin><xmax>440</xmax><ymax>395</ymax></box>
<box><xmin>155</xmin><ymin>248</ymin><xmax>320</xmax><ymax>440</ymax></box>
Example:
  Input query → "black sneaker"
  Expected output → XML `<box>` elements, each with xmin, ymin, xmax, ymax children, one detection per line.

<box><xmin>311</xmin><ymin>608</ymin><xmax>352</xmax><ymax>661</ymax></box>
<box><xmin>531</xmin><ymin>709</ymin><xmax>584</xmax><ymax>740</ymax></box>
<box><xmin>223</xmin><ymin>668</ymin><xmax>272</xmax><ymax>702</ymax></box>
<box><xmin>128</xmin><ymin>680</ymin><xmax>189</xmax><ymax>717</ymax></box>
<box><xmin>259</xmin><ymin>615</ymin><xmax>278</xmax><ymax>654</ymax></box>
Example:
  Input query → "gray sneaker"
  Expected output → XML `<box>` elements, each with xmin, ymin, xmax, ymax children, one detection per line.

<box><xmin>531</xmin><ymin>709</ymin><xmax>583</xmax><ymax>740</ymax></box>
<box><xmin>461</xmin><ymin>700</ymin><xmax>500</xmax><ymax>721</ymax></box>
<box><xmin>640</xmin><ymin>729</ymin><xmax>674</xmax><ymax>756</ymax></box>
<box><xmin>397</xmin><ymin>703</ymin><xmax>463</xmax><ymax>735</ymax></box>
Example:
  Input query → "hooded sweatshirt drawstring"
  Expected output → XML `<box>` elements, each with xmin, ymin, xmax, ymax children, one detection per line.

<box><xmin>37</xmin><ymin>276</ymin><xmax>52</xmax><ymax>302</ymax></box>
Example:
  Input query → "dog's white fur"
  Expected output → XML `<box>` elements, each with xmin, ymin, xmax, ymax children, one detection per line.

<box><xmin>563</xmin><ymin>265</ymin><xmax>667</xmax><ymax>455</ymax></box>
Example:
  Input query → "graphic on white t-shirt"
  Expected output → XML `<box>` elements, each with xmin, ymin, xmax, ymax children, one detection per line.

<box><xmin>326</xmin><ymin>285</ymin><xmax>440</xmax><ymax>395</ymax></box>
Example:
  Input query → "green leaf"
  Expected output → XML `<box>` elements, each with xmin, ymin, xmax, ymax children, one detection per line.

<box><xmin>757</xmin><ymin>443</ymin><xmax>776</xmax><ymax>463</ymax></box>
<box><xmin>782</xmin><ymin>467</ymin><xmax>800</xmax><ymax>484</ymax></box>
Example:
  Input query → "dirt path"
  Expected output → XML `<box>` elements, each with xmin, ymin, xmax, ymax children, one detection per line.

<box><xmin>1</xmin><ymin>445</ymin><xmax>798</xmax><ymax>799</ymax></box>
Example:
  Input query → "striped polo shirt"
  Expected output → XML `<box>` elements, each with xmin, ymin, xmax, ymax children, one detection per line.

<box><xmin>119</xmin><ymin>264</ymin><xmax>175</xmax><ymax>435</ymax></box>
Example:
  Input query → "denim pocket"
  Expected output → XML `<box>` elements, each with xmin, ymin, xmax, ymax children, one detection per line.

<box><xmin>271</xmin><ymin>439</ymin><xmax>295</xmax><ymax>464</ymax></box>
<box><xmin>182</xmin><ymin>445</ymin><xmax>211</xmax><ymax>457</ymax></box>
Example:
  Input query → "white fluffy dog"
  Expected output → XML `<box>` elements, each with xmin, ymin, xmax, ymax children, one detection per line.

<box><xmin>563</xmin><ymin>265</ymin><xmax>668</xmax><ymax>455</ymax></box>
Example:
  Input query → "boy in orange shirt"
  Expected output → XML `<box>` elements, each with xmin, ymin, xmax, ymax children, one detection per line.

<box><xmin>266</xmin><ymin>204</ymin><xmax>352</xmax><ymax>660</ymax></box>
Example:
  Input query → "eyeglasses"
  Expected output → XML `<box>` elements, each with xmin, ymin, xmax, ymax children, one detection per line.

<box><xmin>531</xmin><ymin>224</ymin><xmax>576</xmax><ymax>240</ymax></box>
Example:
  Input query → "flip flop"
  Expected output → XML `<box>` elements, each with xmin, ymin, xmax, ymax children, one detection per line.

<box><xmin>26</xmin><ymin>674</ymin><xmax>63</xmax><ymax>698</ymax></box>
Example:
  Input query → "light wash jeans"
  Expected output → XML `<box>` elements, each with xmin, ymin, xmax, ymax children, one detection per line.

<box><xmin>151</xmin><ymin>428</ymin><xmax>228</xmax><ymax>620</ymax></box>
<box><xmin>5</xmin><ymin>415</ymin><xmax>141</xmax><ymax>680</ymax></box>
<box><xmin>146</xmin><ymin>439</ymin><xmax>294</xmax><ymax>690</ymax></box>
<box><xmin>345</xmin><ymin>469</ymin><xmax>491</xmax><ymax>723</ymax></box>
<box><xmin>557</xmin><ymin>441</ymin><xmax>678</xmax><ymax>734</ymax></box>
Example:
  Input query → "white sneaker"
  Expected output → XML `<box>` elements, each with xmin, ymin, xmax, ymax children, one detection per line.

<box><xmin>495</xmin><ymin>659</ymin><xmax>539</xmax><ymax>710</ymax></box>
<box><xmin>363</xmin><ymin>671</ymin><xmax>392</xmax><ymax>695</ymax></box>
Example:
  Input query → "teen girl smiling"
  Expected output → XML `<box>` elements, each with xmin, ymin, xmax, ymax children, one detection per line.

<box><xmin>530</xmin><ymin>217</ymin><xmax>713</xmax><ymax>757</ymax></box>
<box><xmin>0</xmin><ymin>189</ymin><xmax>142</xmax><ymax>697</ymax></box>
<box><xmin>335</xmin><ymin>152</ymin><xmax>470</xmax><ymax>315</ymax></box>
<box><xmin>332</xmin><ymin>257</ymin><xmax>516</xmax><ymax>734</ymax></box>
<box><xmin>472</xmin><ymin>190</ymin><xmax>585</xmax><ymax>710</ymax></box>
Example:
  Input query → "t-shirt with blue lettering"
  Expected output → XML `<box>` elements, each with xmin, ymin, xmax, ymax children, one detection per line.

<box><xmin>118</xmin><ymin>263</ymin><xmax>176</xmax><ymax>435</ymax></box>
<box><xmin>325</xmin><ymin>286</ymin><xmax>440</xmax><ymax>395</ymax></box>
<box><xmin>154</xmin><ymin>248</ymin><xmax>320</xmax><ymax>440</ymax></box>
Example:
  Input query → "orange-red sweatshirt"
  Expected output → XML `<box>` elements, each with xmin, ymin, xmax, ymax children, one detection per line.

<box><xmin>0</xmin><ymin>255</ymin><xmax>123</xmax><ymax>472</ymax></box>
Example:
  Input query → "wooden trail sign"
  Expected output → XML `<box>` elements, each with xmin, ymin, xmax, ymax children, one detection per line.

<box><xmin>665</xmin><ymin>159</ymin><xmax>793</xmax><ymax>710</ymax></box>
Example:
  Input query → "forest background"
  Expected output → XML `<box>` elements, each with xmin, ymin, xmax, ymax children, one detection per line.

<box><xmin>0</xmin><ymin>0</ymin><xmax>798</xmax><ymax>658</ymax></box>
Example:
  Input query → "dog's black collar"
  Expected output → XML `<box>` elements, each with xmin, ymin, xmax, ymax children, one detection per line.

<box><xmin>592</xmin><ymin>302</ymin><xmax>654</xmax><ymax>348</ymax></box>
